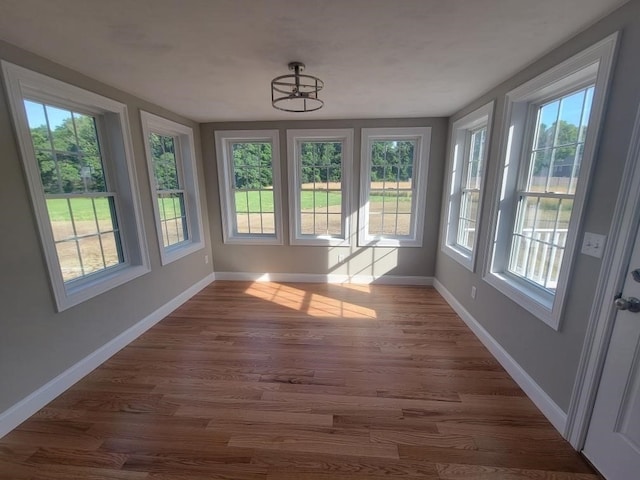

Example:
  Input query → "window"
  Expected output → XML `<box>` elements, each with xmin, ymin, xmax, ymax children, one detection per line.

<box><xmin>287</xmin><ymin>129</ymin><xmax>353</xmax><ymax>245</ymax></box>
<box><xmin>358</xmin><ymin>127</ymin><xmax>430</xmax><ymax>247</ymax></box>
<box><xmin>2</xmin><ymin>61</ymin><xmax>149</xmax><ymax>311</ymax></box>
<box><xmin>442</xmin><ymin>102</ymin><xmax>494</xmax><ymax>270</ymax></box>
<box><xmin>140</xmin><ymin>111</ymin><xmax>204</xmax><ymax>265</ymax></box>
<box><xmin>485</xmin><ymin>33</ymin><xmax>618</xmax><ymax>328</ymax></box>
<box><xmin>215</xmin><ymin>130</ymin><xmax>283</xmax><ymax>244</ymax></box>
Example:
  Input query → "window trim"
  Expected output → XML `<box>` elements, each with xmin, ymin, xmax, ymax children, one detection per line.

<box><xmin>287</xmin><ymin>128</ymin><xmax>354</xmax><ymax>246</ymax></box>
<box><xmin>140</xmin><ymin>111</ymin><xmax>204</xmax><ymax>265</ymax></box>
<box><xmin>441</xmin><ymin>101</ymin><xmax>494</xmax><ymax>271</ymax></box>
<box><xmin>214</xmin><ymin>130</ymin><xmax>283</xmax><ymax>245</ymax></box>
<box><xmin>358</xmin><ymin>127</ymin><xmax>431</xmax><ymax>247</ymax></box>
<box><xmin>1</xmin><ymin>61</ymin><xmax>150</xmax><ymax>311</ymax></box>
<box><xmin>483</xmin><ymin>33</ymin><xmax>618</xmax><ymax>329</ymax></box>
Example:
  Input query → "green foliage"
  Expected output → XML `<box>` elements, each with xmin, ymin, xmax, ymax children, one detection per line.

<box><xmin>370</xmin><ymin>140</ymin><xmax>414</xmax><ymax>182</ymax></box>
<box><xmin>149</xmin><ymin>133</ymin><xmax>179</xmax><ymax>190</ymax></box>
<box><xmin>27</xmin><ymin>105</ymin><xmax>106</xmax><ymax>194</ymax></box>
<box><xmin>533</xmin><ymin>120</ymin><xmax>580</xmax><ymax>176</ymax></box>
<box><xmin>46</xmin><ymin>197</ymin><xmax>180</xmax><ymax>222</ymax></box>
<box><xmin>46</xmin><ymin>198</ymin><xmax>111</xmax><ymax>221</ymax></box>
<box><xmin>232</xmin><ymin>142</ymin><xmax>273</xmax><ymax>189</ymax></box>
<box><xmin>300</xmin><ymin>142</ymin><xmax>342</xmax><ymax>184</ymax></box>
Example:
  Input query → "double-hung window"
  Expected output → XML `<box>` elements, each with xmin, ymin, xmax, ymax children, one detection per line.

<box><xmin>2</xmin><ymin>61</ymin><xmax>149</xmax><ymax>311</ymax></box>
<box><xmin>442</xmin><ymin>102</ymin><xmax>494</xmax><ymax>270</ymax></box>
<box><xmin>141</xmin><ymin>112</ymin><xmax>203</xmax><ymax>265</ymax></box>
<box><xmin>485</xmin><ymin>34</ymin><xmax>617</xmax><ymax>328</ymax></box>
<box><xmin>215</xmin><ymin>130</ymin><xmax>283</xmax><ymax>244</ymax></box>
<box><xmin>287</xmin><ymin>129</ymin><xmax>353</xmax><ymax>245</ymax></box>
<box><xmin>359</xmin><ymin>127</ymin><xmax>430</xmax><ymax>247</ymax></box>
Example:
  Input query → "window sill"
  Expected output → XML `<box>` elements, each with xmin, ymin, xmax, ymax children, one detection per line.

<box><xmin>222</xmin><ymin>235</ymin><xmax>284</xmax><ymax>246</ymax></box>
<box><xmin>59</xmin><ymin>263</ymin><xmax>151</xmax><ymax>312</ymax></box>
<box><xmin>160</xmin><ymin>240</ymin><xmax>205</xmax><ymax>266</ymax></box>
<box><xmin>290</xmin><ymin>236</ymin><xmax>350</xmax><ymax>247</ymax></box>
<box><xmin>483</xmin><ymin>270</ymin><xmax>560</xmax><ymax>330</ymax></box>
<box><xmin>441</xmin><ymin>243</ymin><xmax>475</xmax><ymax>272</ymax></box>
<box><xmin>358</xmin><ymin>236</ymin><xmax>423</xmax><ymax>248</ymax></box>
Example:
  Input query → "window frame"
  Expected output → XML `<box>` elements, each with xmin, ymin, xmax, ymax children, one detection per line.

<box><xmin>214</xmin><ymin>129</ymin><xmax>284</xmax><ymax>245</ymax></box>
<box><xmin>484</xmin><ymin>33</ymin><xmax>618</xmax><ymax>329</ymax></box>
<box><xmin>358</xmin><ymin>127</ymin><xmax>431</xmax><ymax>247</ymax></box>
<box><xmin>2</xmin><ymin>61</ymin><xmax>150</xmax><ymax>311</ymax></box>
<box><xmin>442</xmin><ymin>101</ymin><xmax>494</xmax><ymax>270</ymax></box>
<box><xmin>287</xmin><ymin>128</ymin><xmax>354</xmax><ymax>246</ymax></box>
<box><xmin>140</xmin><ymin>111</ymin><xmax>204</xmax><ymax>265</ymax></box>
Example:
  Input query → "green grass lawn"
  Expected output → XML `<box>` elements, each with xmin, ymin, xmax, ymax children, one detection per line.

<box><xmin>234</xmin><ymin>190</ymin><xmax>411</xmax><ymax>212</ymax></box>
<box><xmin>46</xmin><ymin>197</ymin><xmax>183</xmax><ymax>222</ymax></box>
<box><xmin>46</xmin><ymin>191</ymin><xmax>414</xmax><ymax>221</ymax></box>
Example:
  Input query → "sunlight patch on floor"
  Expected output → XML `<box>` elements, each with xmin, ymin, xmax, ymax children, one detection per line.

<box><xmin>244</xmin><ymin>282</ymin><xmax>377</xmax><ymax>319</ymax></box>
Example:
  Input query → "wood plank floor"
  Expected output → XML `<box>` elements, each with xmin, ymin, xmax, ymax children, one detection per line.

<box><xmin>0</xmin><ymin>282</ymin><xmax>599</xmax><ymax>479</ymax></box>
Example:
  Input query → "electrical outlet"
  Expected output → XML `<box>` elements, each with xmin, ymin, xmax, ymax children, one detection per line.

<box><xmin>338</xmin><ymin>254</ymin><xmax>345</xmax><ymax>263</ymax></box>
<box><xmin>204</xmin><ymin>254</ymin><xmax>209</xmax><ymax>264</ymax></box>
<box><xmin>581</xmin><ymin>232</ymin><xmax>606</xmax><ymax>259</ymax></box>
<box><xmin>471</xmin><ymin>286</ymin><xmax>477</xmax><ymax>299</ymax></box>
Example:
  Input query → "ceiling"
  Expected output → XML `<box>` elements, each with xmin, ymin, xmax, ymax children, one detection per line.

<box><xmin>0</xmin><ymin>0</ymin><xmax>628</xmax><ymax>122</ymax></box>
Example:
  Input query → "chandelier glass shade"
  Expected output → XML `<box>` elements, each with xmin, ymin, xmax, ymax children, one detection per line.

<box><xmin>271</xmin><ymin>62</ymin><xmax>324</xmax><ymax>113</ymax></box>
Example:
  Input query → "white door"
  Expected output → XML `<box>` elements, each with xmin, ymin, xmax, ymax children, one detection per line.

<box><xmin>583</xmin><ymin>218</ymin><xmax>640</xmax><ymax>479</ymax></box>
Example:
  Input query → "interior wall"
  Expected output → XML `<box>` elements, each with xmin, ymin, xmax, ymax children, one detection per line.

<box><xmin>0</xmin><ymin>40</ymin><xmax>213</xmax><ymax>413</ymax></box>
<box><xmin>201</xmin><ymin>118</ymin><xmax>447</xmax><ymax>278</ymax></box>
<box><xmin>435</xmin><ymin>0</ymin><xmax>640</xmax><ymax>412</ymax></box>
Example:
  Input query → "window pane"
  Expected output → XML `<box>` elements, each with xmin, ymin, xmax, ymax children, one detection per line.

<box><xmin>47</xmin><ymin>198</ymin><xmax>74</xmax><ymax>241</ymax></box>
<box><xmin>395</xmin><ymin>214</ymin><xmax>412</xmax><ymax>236</ymax></box>
<box><xmin>100</xmin><ymin>232</ymin><xmax>121</xmax><ymax>269</ymax></box>
<box><xmin>95</xmin><ymin>197</ymin><xmax>118</xmax><ymax>233</ymax></box>
<box><xmin>46</xmin><ymin>105</ymin><xmax>74</xmax><ymax>152</ymax></box>
<box><xmin>248</xmin><ymin>213</ymin><xmax>265</xmax><ymax>234</ymax></box>
<box><xmin>457</xmin><ymin>219</ymin><xmax>475</xmax><ymax>251</ymax></box>
<box><xmin>466</xmin><ymin>126</ymin><xmax>486</xmax><ymax>190</ymax></box>
<box><xmin>236</xmin><ymin>213</ymin><xmax>250</xmax><ymax>234</ymax></box>
<box><xmin>56</xmin><ymin>240</ymin><xmax>82</xmax><ymax>282</ymax></box>
<box><xmin>529</xmin><ymin>86</ymin><xmax>594</xmax><ymax>195</ymax></box>
<box><xmin>314</xmin><ymin>215</ymin><xmax>329</xmax><ymax>235</ymax></box>
<box><xmin>297</xmin><ymin>140</ymin><xmax>344</xmax><ymax>238</ymax></box>
<box><xmin>368</xmin><ymin>139</ymin><xmax>416</xmax><ymax>238</ymax></box>
<box><xmin>300</xmin><ymin>213</ymin><xmax>315</xmax><ymax>235</ymax></box>
<box><xmin>535</xmin><ymin>100</ymin><xmax>560</xmax><ymax>151</ymax></box>
<box><xmin>328</xmin><ymin>214</ymin><xmax>342</xmax><ymax>236</ymax></box>
<box><xmin>78</xmin><ymin>236</ymin><xmax>106</xmax><ymax>276</ymax></box>
<box><xmin>24</xmin><ymin>101</ymin><xmax>108</xmax><ymax>194</ymax></box>
<box><xmin>259</xmin><ymin>190</ymin><xmax>275</xmax><ymax>213</ymax></box>
<box><xmin>459</xmin><ymin>190</ymin><xmax>479</xmax><ymax>222</ymax></box>
<box><xmin>262</xmin><ymin>213</ymin><xmax>275</xmax><ymax>234</ymax></box>
<box><xmin>158</xmin><ymin>192</ymin><xmax>187</xmax><ymax>247</ymax></box>
<box><xmin>230</xmin><ymin>141</ymin><xmax>275</xmax><ymax>236</ymax></box>
<box><xmin>149</xmin><ymin>133</ymin><xmax>179</xmax><ymax>190</ymax></box>
<box><xmin>509</xmin><ymin>85</ymin><xmax>594</xmax><ymax>291</ymax></box>
<box><xmin>70</xmin><ymin>198</ymin><xmax>99</xmax><ymax>236</ymax></box>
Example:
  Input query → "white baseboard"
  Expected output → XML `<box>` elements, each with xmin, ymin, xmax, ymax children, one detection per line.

<box><xmin>214</xmin><ymin>271</ymin><xmax>433</xmax><ymax>286</ymax></box>
<box><xmin>0</xmin><ymin>273</ymin><xmax>215</xmax><ymax>439</ymax></box>
<box><xmin>433</xmin><ymin>279</ymin><xmax>568</xmax><ymax>435</ymax></box>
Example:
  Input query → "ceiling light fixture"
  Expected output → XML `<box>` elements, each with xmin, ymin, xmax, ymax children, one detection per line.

<box><xmin>271</xmin><ymin>62</ymin><xmax>324</xmax><ymax>113</ymax></box>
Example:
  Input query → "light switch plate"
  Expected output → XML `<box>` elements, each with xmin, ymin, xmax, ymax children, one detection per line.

<box><xmin>581</xmin><ymin>232</ymin><xmax>606</xmax><ymax>258</ymax></box>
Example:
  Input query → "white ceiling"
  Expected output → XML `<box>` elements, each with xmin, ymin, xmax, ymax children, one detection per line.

<box><xmin>0</xmin><ymin>0</ymin><xmax>628</xmax><ymax>122</ymax></box>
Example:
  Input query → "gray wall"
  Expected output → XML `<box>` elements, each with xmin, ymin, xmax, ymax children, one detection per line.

<box><xmin>0</xmin><ymin>40</ymin><xmax>213</xmax><ymax>412</ymax></box>
<box><xmin>201</xmin><ymin>118</ymin><xmax>447</xmax><ymax>278</ymax></box>
<box><xmin>435</xmin><ymin>0</ymin><xmax>640</xmax><ymax>411</ymax></box>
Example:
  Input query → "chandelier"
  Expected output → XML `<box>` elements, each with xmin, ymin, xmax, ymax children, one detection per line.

<box><xmin>271</xmin><ymin>62</ymin><xmax>324</xmax><ymax>113</ymax></box>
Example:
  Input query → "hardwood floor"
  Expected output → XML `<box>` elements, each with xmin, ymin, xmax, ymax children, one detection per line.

<box><xmin>0</xmin><ymin>282</ymin><xmax>598</xmax><ymax>479</ymax></box>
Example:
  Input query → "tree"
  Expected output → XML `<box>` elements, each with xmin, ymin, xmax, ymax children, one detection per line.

<box><xmin>533</xmin><ymin>120</ymin><xmax>580</xmax><ymax>176</ymax></box>
<box><xmin>28</xmin><ymin>109</ymin><xmax>106</xmax><ymax>193</ymax></box>
<box><xmin>370</xmin><ymin>140</ymin><xmax>414</xmax><ymax>183</ymax></box>
<box><xmin>232</xmin><ymin>142</ymin><xmax>273</xmax><ymax>189</ymax></box>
